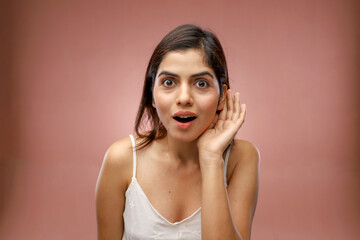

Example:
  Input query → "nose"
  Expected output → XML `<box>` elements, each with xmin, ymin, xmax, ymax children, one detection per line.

<box><xmin>176</xmin><ymin>84</ymin><xmax>193</xmax><ymax>106</ymax></box>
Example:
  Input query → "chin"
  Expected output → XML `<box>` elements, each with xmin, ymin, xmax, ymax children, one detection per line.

<box><xmin>168</xmin><ymin>131</ymin><xmax>201</xmax><ymax>143</ymax></box>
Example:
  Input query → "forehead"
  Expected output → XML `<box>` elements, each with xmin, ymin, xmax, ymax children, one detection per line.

<box><xmin>157</xmin><ymin>49</ymin><xmax>215</xmax><ymax>77</ymax></box>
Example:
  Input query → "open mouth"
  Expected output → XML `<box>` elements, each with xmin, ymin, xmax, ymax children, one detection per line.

<box><xmin>173</xmin><ymin>116</ymin><xmax>197</xmax><ymax>123</ymax></box>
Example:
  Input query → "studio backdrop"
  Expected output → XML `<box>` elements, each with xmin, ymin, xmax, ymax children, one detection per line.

<box><xmin>1</xmin><ymin>0</ymin><xmax>359</xmax><ymax>239</ymax></box>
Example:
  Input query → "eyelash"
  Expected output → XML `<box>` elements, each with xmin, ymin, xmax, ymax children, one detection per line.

<box><xmin>195</xmin><ymin>79</ymin><xmax>209</xmax><ymax>88</ymax></box>
<box><xmin>161</xmin><ymin>79</ymin><xmax>175</xmax><ymax>87</ymax></box>
<box><xmin>160</xmin><ymin>78</ymin><xmax>210</xmax><ymax>88</ymax></box>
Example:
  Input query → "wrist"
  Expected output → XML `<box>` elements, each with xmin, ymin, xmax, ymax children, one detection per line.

<box><xmin>198</xmin><ymin>150</ymin><xmax>222</xmax><ymax>159</ymax></box>
<box><xmin>199</xmin><ymin>152</ymin><xmax>224</xmax><ymax>169</ymax></box>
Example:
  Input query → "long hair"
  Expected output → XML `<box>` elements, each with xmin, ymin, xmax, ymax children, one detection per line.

<box><xmin>135</xmin><ymin>24</ymin><xmax>230</xmax><ymax>149</ymax></box>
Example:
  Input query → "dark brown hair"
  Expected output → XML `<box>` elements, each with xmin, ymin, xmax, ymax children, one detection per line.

<box><xmin>135</xmin><ymin>24</ymin><xmax>230</xmax><ymax>149</ymax></box>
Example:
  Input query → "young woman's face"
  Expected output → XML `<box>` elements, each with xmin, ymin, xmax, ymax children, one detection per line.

<box><xmin>152</xmin><ymin>48</ymin><xmax>224</xmax><ymax>142</ymax></box>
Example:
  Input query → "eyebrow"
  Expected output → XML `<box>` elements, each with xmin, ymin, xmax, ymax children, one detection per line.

<box><xmin>157</xmin><ymin>71</ymin><xmax>215</xmax><ymax>79</ymax></box>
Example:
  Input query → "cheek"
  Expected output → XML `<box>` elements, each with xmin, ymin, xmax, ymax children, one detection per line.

<box><xmin>200</xmin><ymin>94</ymin><xmax>220</xmax><ymax>113</ymax></box>
<box><xmin>197</xmin><ymin>95</ymin><xmax>220</xmax><ymax>128</ymax></box>
<box><xmin>153</xmin><ymin>91</ymin><xmax>170</xmax><ymax>119</ymax></box>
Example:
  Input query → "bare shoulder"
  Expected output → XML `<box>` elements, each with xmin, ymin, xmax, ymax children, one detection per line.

<box><xmin>104</xmin><ymin>136</ymin><xmax>133</xmax><ymax>165</ymax></box>
<box><xmin>231</xmin><ymin>139</ymin><xmax>260</xmax><ymax>166</ymax></box>
<box><xmin>226</xmin><ymin>139</ymin><xmax>260</xmax><ymax>182</ymax></box>
<box><xmin>226</xmin><ymin>142</ymin><xmax>260</xmax><ymax>239</ymax></box>
<box><xmin>96</xmin><ymin>136</ymin><xmax>135</xmax><ymax>239</ymax></box>
<box><xmin>97</xmin><ymin>136</ymin><xmax>135</xmax><ymax>190</ymax></box>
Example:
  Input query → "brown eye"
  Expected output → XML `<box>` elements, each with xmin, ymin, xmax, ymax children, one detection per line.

<box><xmin>196</xmin><ymin>80</ymin><xmax>209</xmax><ymax>88</ymax></box>
<box><xmin>162</xmin><ymin>79</ymin><xmax>174</xmax><ymax>87</ymax></box>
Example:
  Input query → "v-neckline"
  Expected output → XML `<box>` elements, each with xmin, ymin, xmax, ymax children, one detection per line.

<box><xmin>128</xmin><ymin>178</ymin><xmax>201</xmax><ymax>225</ymax></box>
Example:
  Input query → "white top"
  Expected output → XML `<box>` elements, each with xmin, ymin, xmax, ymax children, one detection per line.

<box><xmin>122</xmin><ymin>134</ymin><xmax>232</xmax><ymax>240</ymax></box>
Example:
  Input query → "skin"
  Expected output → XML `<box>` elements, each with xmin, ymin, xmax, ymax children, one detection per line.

<box><xmin>95</xmin><ymin>48</ymin><xmax>260</xmax><ymax>240</ymax></box>
<box><xmin>152</xmin><ymin>49</ymin><xmax>223</xmax><ymax>143</ymax></box>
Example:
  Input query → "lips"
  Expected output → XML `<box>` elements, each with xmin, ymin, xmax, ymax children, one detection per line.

<box><xmin>173</xmin><ymin>116</ymin><xmax>197</xmax><ymax>123</ymax></box>
<box><xmin>172</xmin><ymin>111</ymin><xmax>197</xmax><ymax>129</ymax></box>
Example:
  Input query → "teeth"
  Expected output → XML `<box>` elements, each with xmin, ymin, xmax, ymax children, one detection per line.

<box><xmin>179</xmin><ymin>116</ymin><xmax>193</xmax><ymax>118</ymax></box>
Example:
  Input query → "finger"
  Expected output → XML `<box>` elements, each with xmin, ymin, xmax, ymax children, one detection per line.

<box><xmin>226</xmin><ymin>89</ymin><xmax>234</xmax><ymax>120</ymax></box>
<box><xmin>238</xmin><ymin>103</ymin><xmax>246</xmax><ymax>126</ymax></box>
<box><xmin>232</xmin><ymin>92</ymin><xmax>240</xmax><ymax>121</ymax></box>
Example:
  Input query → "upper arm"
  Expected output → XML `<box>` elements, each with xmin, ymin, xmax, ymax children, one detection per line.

<box><xmin>227</xmin><ymin>140</ymin><xmax>260</xmax><ymax>240</ymax></box>
<box><xmin>95</xmin><ymin>138</ymin><xmax>133</xmax><ymax>240</ymax></box>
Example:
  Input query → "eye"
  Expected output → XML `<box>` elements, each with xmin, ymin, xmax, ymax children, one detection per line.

<box><xmin>162</xmin><ymin>79</ymin><xmax>175</xmax><ymax>87</ymax></box>
<box><xmin>195</xmin><ymin>80</ymin><xmax>209</xmax><ymax>88</ymax></box>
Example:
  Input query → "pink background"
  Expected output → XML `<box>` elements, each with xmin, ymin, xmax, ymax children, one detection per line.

<box><xmin>1</xmin><ymin>0</ymin><xmax>359</xmax><ymax>239</ymax></box>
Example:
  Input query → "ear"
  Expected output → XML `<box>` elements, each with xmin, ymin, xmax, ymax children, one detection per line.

<box><xmin>152</xmin><ymin>101</ymin><xmax>156</xmax><ymax>108</ymax></box>
<box><xmin>217</xmin><ymin>84</ymin><xmax>228</xmax><ymax>111</ymax></box>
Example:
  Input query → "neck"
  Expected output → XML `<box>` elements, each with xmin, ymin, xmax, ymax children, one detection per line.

<box><xmin>157</xmin><ymin>134</ymin><xmax>200</xmax><ymax>165</ymax></box>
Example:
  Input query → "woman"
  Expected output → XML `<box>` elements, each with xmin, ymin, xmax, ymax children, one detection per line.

<box><xmin>96</xmin><ymin>24</ymin><xmax>260</xmax><ymax>240</ymax></box>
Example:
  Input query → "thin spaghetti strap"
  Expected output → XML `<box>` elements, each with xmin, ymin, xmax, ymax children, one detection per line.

<box><xmin>224</xmin><ymin>141</ymin><xmax>233</xmax><ymax>187</ymax></box>
<box><xmin>129</xmin><ymin>134</ymin><xmax>137</xmax><ymax>179</ymax></box>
